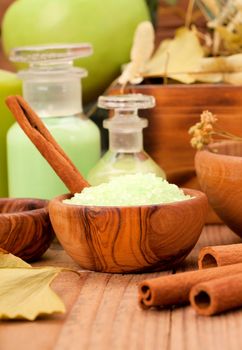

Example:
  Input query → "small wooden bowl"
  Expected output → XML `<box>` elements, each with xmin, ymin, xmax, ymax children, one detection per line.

<box><xmin>49</xmin><ymin>189</ymin><xmax>207</xmax><ymax>273</ymax></box>
<box><xmin>0</xmin><ymin>198</ymin><xmax>54</xmax><ymax>261</ymax></box>
<box><xmin>195</xmin><ymin>141</ymin><xmax>242</xmax><ymax>237</ymax></box>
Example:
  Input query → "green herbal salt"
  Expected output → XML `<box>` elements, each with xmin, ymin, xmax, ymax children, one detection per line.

<box><xmin>63</xmin><ymin>173</ymin><xmax>192</xmax><ymax>207</ymax></box>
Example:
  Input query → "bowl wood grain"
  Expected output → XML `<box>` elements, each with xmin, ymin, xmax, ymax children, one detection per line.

<box><xmin>0</xmin><ymin>198</ymin><xmax>54</xmax><ymax>261</ymax></box>
<box><xmin>49</xmin><ymin>189</ymin><xmax>207</xmax><ymax>273</ymax></box>
<box><xmin>195</xmin><ymin>141</ymin><xmax>242</xmax><ymax>237</ymax></box>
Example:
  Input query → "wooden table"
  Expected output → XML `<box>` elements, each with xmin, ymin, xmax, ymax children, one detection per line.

<box><xmin>1</xmin><ymin>225</ymin><xmax>242</xmax><ymax>350</ymax></box>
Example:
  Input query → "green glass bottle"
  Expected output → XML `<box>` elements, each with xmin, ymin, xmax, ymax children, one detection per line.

<box><xmin>0</xmin><ymin>70</ymin><xmax>22</xmax><ymax>197</ymax></box>
<box><xmin>87</xmin><ymin>94</ymin><xmax>165</xmax><ymax>185</ymax></box>
<box><xmin>7</xmin><ymin>44</ymin><xmax>100</xmax><ymax>199</ymax></box>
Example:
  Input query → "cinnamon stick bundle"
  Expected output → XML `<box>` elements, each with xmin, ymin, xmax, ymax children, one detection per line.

<box><xmin>190</xmin><ymin>273</ymin><xmax>242</xmax><ymax>316</ymax></box>
<box><xmin>139</xmin><ymin>263</ymin><xmax>242</xmax><ymax>309</ymax></box>
<box><xmin>198</xmin><ymin>244</ymin><xmax>242</xmax><ymax>269</ymax></box>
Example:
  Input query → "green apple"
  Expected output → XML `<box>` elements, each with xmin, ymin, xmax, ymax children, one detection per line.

<box><xmin>0</xmin><ymin>70</ymin><xmax>22</xmax><ymax>196</ymax></box>
<box><xmin>2</xmin><ymin>0</ymin><xmax>150</xmax><ymax>103</ymax></box>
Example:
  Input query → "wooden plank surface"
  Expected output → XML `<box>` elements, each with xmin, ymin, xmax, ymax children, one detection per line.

<box><xmin>0</xmin><ymin>225</ymin><xmax>242</xmax><ymax>350</ymax></box>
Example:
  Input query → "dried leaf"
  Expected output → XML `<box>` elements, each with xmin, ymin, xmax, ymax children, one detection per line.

<box><xmin>190</xmin><ymin>54</ymin><xmax>242</xmax><ymax>83</ymax></box>
<box><xmin>144</xmin><ymin>27</ymin><xmax>204</xmax><ymax>83</ymax></box>
<box><xmin>0</xmin><ymin>250</ymin><xmax>65</xmax><ymax>321</ymax></box>
<box><xmin>118</xmin><ymin>21</ymin><xmax>155</xmax><ymax>86</ymax></box>
<box><xmin>216</xmin><ymin>26</ymin><xmax>242</xmax><ymax>53</ymax></box>
<box><xmin>190</xmin><ymin>72</ymin><xmax>223</xmax><ymax>83</ymax></box>
<box><xmin>118</xmin><ymin>63</ymin><xmax>143</xmax><ymax>86</ymax></box>
<box><xmin>224</xmin><ymin>72</ymin><xmax>242</xmax><ymax>85</ymax></box>
<box><xmin>0</xmin><ymin>249</ymin><xmax>30</xmax><ymax>268</ymax></box>
<box><xmin>131</xmin><ymin>21</ymin><xmax>155</xmax><ymax>64</ymax></box>
<box><xmin>199</xmin><ymin>54</ymin><xmax>242</xmax><ymax>73</ymax></box>
<box><xmin>238</xmin><ymin>1</ymin><xmax>242</xmax><ymax>10</ymax></box>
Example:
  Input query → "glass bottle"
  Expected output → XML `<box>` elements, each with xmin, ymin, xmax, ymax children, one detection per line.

<box><xmin>7</xmin><ymin>44</ymin><xmax>100</xmax><ymax>199</ymax></box>
<box><xmin>87</xmin><ymin>94</ymin><xmax>165</xmax><ymax>185</ymax></box>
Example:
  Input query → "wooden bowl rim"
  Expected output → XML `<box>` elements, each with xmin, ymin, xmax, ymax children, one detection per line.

<box><xmin>0</xmin><ymin>198</ymin><xmax>49</xmax><ymax>218</ymax></box>
<box><xmin>49</xmin><ymin>188</ymin><xmax>207</xmax><ymax>210</ymax></box>
<box><xmin>197</xmin><ymin>141</ymin><xmax>242</xmax><ymax>162</ymax></box>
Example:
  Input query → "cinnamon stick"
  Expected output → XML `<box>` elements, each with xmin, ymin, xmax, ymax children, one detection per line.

<box><xmin>6</xmin><ymin>95</ymin><xmax>90</xmax><ymax>194</ymax></box>
<box><xmin>138</xmin><ymin>263</ymin><xmax>242</xmax><ymax>309</ymax></box>
<box><xmin>190</xmin><ymin>273</ymin><xmax>242</xmax><ymax>316</ymax></box>
<box><xmin>198</xmin><ymin>244</ymin><xmax>242</xmax><ymax>269</ymax></box>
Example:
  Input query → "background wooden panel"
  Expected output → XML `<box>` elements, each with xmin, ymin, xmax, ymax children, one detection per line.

<box><xmin>156</xmin><ymin>0</ymin><xmax>205</xmax><ymax>42</ymax></box>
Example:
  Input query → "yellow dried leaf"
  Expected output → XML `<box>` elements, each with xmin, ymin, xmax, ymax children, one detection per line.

<box><xmin>0</xmin><ymin>251</ymin><xmax>65</xmax><ymax>321</ymax></box>
<box><xmin>118</xmin><ymin>63</ymin><xmax>143</xmax><ymax>86</ymax></box>
<box><xmin>200</xmin><ymin>54</ymin><xmax>242</xmax><ymax>73</ymax></box>
<box><xmin>0</xmin><ymin>250</ymin><xmax>30</xmax><ymax>268</ymax></box>
<box><xmin>224</xmin><ymin>72</ymin><xmax>242</xmax><ymax>85</ymax></box>
<box><xmin>237</xmin><ymin>2</ymin><xmax>242</xmax><ymax>10</ymax></box>
<box><xmin>216</xmin><ymin>25</ymin><xmax>242</xmax><ymax>53</ymax></box>
<box><xmin>191</xmin><ymin>54</ymin><xmax>242</xmax><ymax>84</ymax></box>
<box><xmin>144</xmin><ymin>27</ymin><xmax>204</xmax><ymax>84</ymax></box>
<box><xmin>236</xmin><ymin>23</ymin><xmax>242</xmax><ymax>36</ymax></box>
<box><xmin>190</xmin><ymin>72</ymin><xmax>223</xmax><ymax>83</ymax></box>
<box><xmin>118</xmin><ymin>21</ymin><xmax>154</xmax><ymax>86</ymax></box>
<box><xmin>130</xmin><ymin>21</ymin><xmax>155</xmax><ymax>64</ymax></box>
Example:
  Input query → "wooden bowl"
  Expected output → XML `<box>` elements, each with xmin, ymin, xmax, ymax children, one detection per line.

<box><xmin>195</xmin><ymin>141</ymin><xmax>242</xmax><ymax>237</ymax></box>
<box><xmin>0</xmin><ymin>198</ymin><xmax>54</xmax><ymax>261</ymax></box>
<box><xmin>49</xmin><ymin>189</ymin><xmax>208</xmax><ymax>273</ymax></box>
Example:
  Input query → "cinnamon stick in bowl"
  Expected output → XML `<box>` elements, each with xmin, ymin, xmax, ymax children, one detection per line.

<box><xmin>5</xmin><ymin>95</ymin><xmax>89</xmax><ymax>194</ymax></box>
<box><xmin>139</xmin><ymin>263</ymin><xmax>242</xmax><ymax>309</ymax></box>
<box><xmin>198</xmin><ymin>244</ymin><xmax>242</xmax><ymax>269</ymax></box>
<box><xmin>190</xmin><ymin>273</ymin><xmax>242</xmax><ymax>316</ymax></box>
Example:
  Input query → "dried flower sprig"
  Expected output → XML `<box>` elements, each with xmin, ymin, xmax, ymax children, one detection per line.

<box><xmin>189</xmin><ymin>110</ymin><xmax>217</xmax><ymax>149</ymax></box>
<box><xmin>189</xmin><ymin>110</ymin><xmax>242</xmax><ymax>150</ymax></box>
